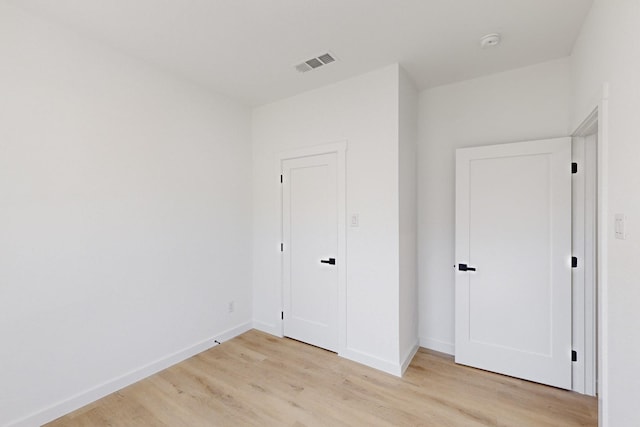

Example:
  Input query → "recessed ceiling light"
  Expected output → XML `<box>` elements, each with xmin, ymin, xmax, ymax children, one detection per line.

<box><xmin>480</xmin><ymin>33</ymin><xmax>501</xmax><ymax>49</ymax></box>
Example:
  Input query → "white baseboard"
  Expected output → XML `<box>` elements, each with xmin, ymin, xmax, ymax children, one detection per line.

<box><xmin>216</xmin><ymin>321</ymin><xmax>253</xmax><ymax>342</ymax></box>
<box><xmin>400</xmin><ymin>341</ymin><xmax>420</xmax><ymax>375</ymax></box>
<box><xmin>8</xmin><ymin>322</ymin><xmax>252</xmax><ymax>427</ymax></box>
<box><xmin>339</xmin><ymin>348</ymin><xmax>403</xmax><ymax>377</ymax></box>
<box><xmin>252</xmin><ymin>319</ymin><xmax>282</xmax><ymax>337</ymax></box>
<box><xmin>419</xmin><ymin>336</ymin><xmax>454</xmax><ymax>355</ymax></box>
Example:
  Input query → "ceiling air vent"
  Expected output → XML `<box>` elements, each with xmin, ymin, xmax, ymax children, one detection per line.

<box><xmin>295</xmin><ymin>53</ymin><xmax>337</xmax><ymax>73</ymax></box>
<box><xmin>317</xmin><ymin>53</ymin><xmax>335</xmax><ymax>65</ymax></box>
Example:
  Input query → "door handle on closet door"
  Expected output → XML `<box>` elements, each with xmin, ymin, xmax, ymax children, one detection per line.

<box><xmin>320</xmin><ymin>258</ymin><xmax>336</xmax><ymax>265</ymax></box>
<box><xmin>458</xmin><ymin>263</ymin><xmax>476</xmax><ymax>271</ymax></box>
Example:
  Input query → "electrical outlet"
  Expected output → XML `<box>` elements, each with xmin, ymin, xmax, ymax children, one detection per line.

<box><xmin>228</xmin><ymin>301</ymin><xmax>235</xmax><ymax>313</ymax></box>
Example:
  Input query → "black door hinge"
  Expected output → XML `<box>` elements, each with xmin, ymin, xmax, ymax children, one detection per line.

<box><xmin>280</xmin><ymin>174</ymin><xmax>283</xmax><ymax>183</ymax></box>
<box><xmin>572</xmin><ymin>257</ymin><xmax>578</xmax><ymax>268</ymax></box>
<box><xmin>572</xmin><ymin>162</ymin><xmax>578</xmax><ymax>174</ymax></box>
<box><xmin>281</xmin><ymin>311</ymin><xmax>284</xmax><ymax>320</ymax></box>
<box><xmin>572</xmin><ymin>350</ymin><xmax>577</xmax><ymax>362</ymax></box>
<box><xmin>280</xmin><ymin>243</ymin><xmax>284</xmax><ymax>252</ymax></box>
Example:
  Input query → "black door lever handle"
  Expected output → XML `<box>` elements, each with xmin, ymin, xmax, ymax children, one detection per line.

<box><xmin>320</xmin><ymin>258</ymin><xmax>336</xmax><ymax>265</ymax></box>
<box><xmin>458</xmin><ymin>263</ymin><xmax>476</xmax><ymax>272</ymax></box>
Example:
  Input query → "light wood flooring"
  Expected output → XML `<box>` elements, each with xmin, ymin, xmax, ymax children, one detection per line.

<box><xmin>46</xmin><ymin>329</ymin><xmax>597</xmax><ymax>426</ymax></box>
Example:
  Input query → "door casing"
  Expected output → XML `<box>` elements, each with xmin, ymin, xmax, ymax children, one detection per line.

<box><xmin>571</xmin><ymin>84</ymin><xmax>609</xmax><ymax>426</ymax></box>
<box><xmin>571</xmin><ymin>132</ymin><xmax>597</xmax><ymax>396</ymax></box>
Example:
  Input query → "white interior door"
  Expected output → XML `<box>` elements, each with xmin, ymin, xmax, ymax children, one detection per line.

<box><xmin>282</xmin><ymin>153</ymin><xmax>338</xmax><ymax>352</ymax></box>
<box><xmin>455</xmin><ymin>137</ymin><xmax>572</xmax><ymax>389</ymax></box>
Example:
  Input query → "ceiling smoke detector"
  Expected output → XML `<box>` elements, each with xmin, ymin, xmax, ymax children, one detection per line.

<box><xmin>480</xmin><ymin>33</ymin><xmax>501</xmax><ymax>49</ymax></box>
<box><xmin>295</xmin><ymin>52</ymin><xmax>337</xmax><ymax>73</ymax></box>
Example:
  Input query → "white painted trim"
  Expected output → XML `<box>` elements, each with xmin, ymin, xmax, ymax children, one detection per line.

<box><xmin>574</xmin><ymin>109</ymin><xmax>598</xmax><ymax>137</ymax></box>
<box><xmin>572</xmin><ymin>86</ymin><xmax>602</xmax><ymax>135</ymax></box>
<box><xmin>252</xmin><ymin>319</ymin><xmax>283</xmax><ymax>337</ymax></box>
<box><xmin>216</xmin><ymin>322</ymin><xmax>254</xmax><ymax>342</ymax></box>
<box><xmin>275</xmin><ymin>141</ymin><xmax>348</xmax><ymax>355</ymax></box>
<box><xmin>400</xmin><ymin>342</ymin><xmax>420</xmax><ymax>375</ymax></box>
<box><xmin>597</xmin><ymin>85</ymin><xmax>609</xmax><ymax>427</ymax></box>
<box><xmin>277</xmin><ymin>141</ymin><xmax>347</xmax><ymax>161</ymax></box>
<box><xmin>583</xmin><ymin>134</ymin><xmax>598</xmax><ymax>396</ymax></box>
<box><xmin>571</xmin><ymin>136</ymin><xmax>597</xmax><ymax>396</ymax></box>
<box><xmin>571</xmin><ymin>83</ymin><xmax>609</xmax><ymax>427</ymax></box>
<box><xmin>7</xmin><ymin>322</ymin><xmax>252</xmax><ymax>427</ymax></box>
<box><xmin>419</xmin><ymin>336</ymin><xmax>455</xmax><ymax>356</ymax></box>
<box><xmin>339</xmin><ymin>348</ymin><xmax>403</xmax><ymax>377</ymax></box>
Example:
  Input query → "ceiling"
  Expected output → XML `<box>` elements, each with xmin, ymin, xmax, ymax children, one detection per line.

<box><xmin>11</xmin><ymin>0</ymin><xmax>594</xmax><ymax>106</ymax></box>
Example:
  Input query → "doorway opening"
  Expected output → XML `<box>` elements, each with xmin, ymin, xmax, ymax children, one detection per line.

<box><xmin>571</xmin><ymin>96</ymin><xmax>609</xmax><ymax>427</ymax></box>
<box><xmin>454</xmin><ymin>99</ymin><xmax>607</xmax><ymax>412</ymax></box>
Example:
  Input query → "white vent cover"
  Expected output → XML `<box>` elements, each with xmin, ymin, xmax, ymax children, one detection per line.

<box><xmin>295</xmin><ymin>53</ymin><xmax>337</xmax><ymax>73</ymax></box>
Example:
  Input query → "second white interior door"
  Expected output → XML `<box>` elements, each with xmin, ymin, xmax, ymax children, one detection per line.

<box><xmin>455</xmin><ymin>138</ymin><xmax>572</xmax><ymax>389</ymax></box>
<box><xmin>282</xmin><ymin>152</ymin><xmax>338</xmax><ymax>352</ymax></box>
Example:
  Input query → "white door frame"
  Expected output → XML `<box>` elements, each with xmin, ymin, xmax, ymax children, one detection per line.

<box><xmin>571</xmin><ymin>84</ymin><xmax>609</xmax><ymax>427</ymax></box>
<box><xmin>571</xmin><ymin>132</ymin><xmax>597</xmax><ymax>396</ymax></box>
<box><xmin>276</xmin><ymin>141</ymin><xmax>347</xmax><ymax>354</ymax></box>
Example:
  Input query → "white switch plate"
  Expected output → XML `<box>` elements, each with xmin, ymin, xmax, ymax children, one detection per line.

<box><xmin>615</xmin><ymin>213</ymin><xmax>627</xmax><ymax>240</ymax></box>
<box><xmin>350</xmin><ymin>214</ymin><xmax>359</xmax><ymax>227</ymax></box>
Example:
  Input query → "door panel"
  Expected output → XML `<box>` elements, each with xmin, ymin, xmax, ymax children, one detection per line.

<box><xmin>455</xmin><ymin>138</ymin><xmax>572</xmax><ymax>389</ymax></box>
<box><xmin>283</xmin><ymin>153</ymin><xmax>338</xmax><ymax>351</ymax></box>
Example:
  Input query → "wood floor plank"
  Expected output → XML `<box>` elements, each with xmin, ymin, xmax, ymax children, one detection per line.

<box><xmin>45</xmin><ymin>330</ymin><xmax>597</xmax><ymax>426</ymax></box>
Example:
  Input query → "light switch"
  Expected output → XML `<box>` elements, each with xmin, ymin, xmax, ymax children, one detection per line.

<box><xmin>615</xmin><ymin>213</ymin><xmax>627</xmax><ymax>240</ymax></box>
<box><xmin>350</xmin><ymin>214</ymin><xmax>359</xmax><ymax>227</ymax></box>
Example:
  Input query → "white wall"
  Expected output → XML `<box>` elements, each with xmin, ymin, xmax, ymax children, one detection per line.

<box><xmin>0</xmin><ymin>4</ymin><xmax>252</xmax><ymax>426</ymax></box>
<box><xmin>252</xmin><ymin>64</ymin><xmax>411</xmax><ymax>373</ymax></box>
<box><xmin>571</xmin><ymin>1</ymin><xmax>640</xmax><ymax>425</ymax></box>
<box><xmin>417</xmin><ymin>58</ymin><xmax>571</xmax><ymax>354</ymax></box>
<box><xmin>398</xmin><ymin>68</ymin><xmax>419</xmax><ymax>368</ymax></box>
